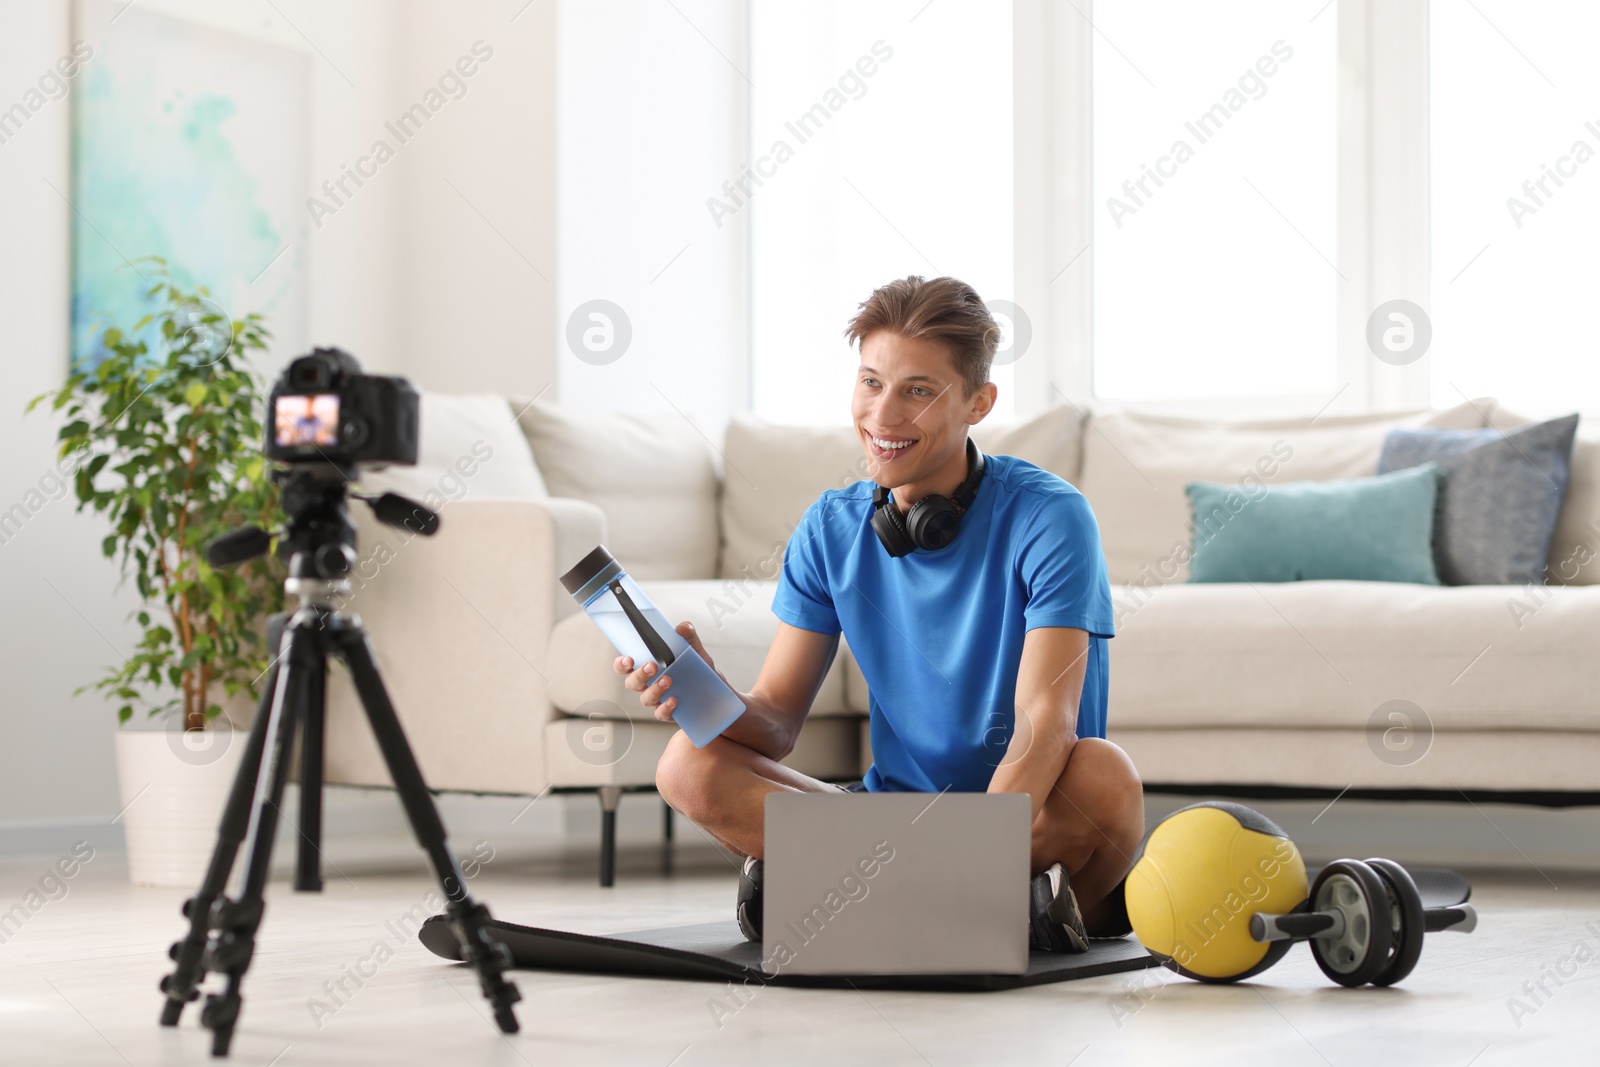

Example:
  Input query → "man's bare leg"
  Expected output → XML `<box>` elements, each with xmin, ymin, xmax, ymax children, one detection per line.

<box><xmin>1030</xmin><ymin>737</ymin><xmax>1144</xmax><ymax>935</ymax></box>
<box><xmin>660</xmin><ymin>728</ymin><xmax>1143</xmax><ymax>934</ymax></box>
<box><xmin>656</xmin><ymin>730</ymin><xmax>847</xmax><ymax>860</ymax></box>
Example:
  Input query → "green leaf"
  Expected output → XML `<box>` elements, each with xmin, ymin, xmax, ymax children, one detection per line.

<box><xmin>25</xmin><ymin>259</ymin><xmax>287</xmax><ymax>725</ymax></box>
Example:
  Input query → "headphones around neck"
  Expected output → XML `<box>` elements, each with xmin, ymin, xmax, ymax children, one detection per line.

<box><xmin>870</xmin><ymin>437</ymin><xmax>987</xmax><ymax>558</ymax></box>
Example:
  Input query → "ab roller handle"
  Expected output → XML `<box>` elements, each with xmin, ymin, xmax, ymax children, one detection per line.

<box><xmin>1251</xmin><ymin>902</ymin><xmax>1477</xmax><ymax>941</ymax></box>
<box><xmin>1423</xmin><ymin>905</ymin><xmax>1478</xmax><ymax>934</ymax></box>
<box><xmin>1250</xmin><ymin>911</ymin><xmax>1343</xmax><ymax>942</ymax></box>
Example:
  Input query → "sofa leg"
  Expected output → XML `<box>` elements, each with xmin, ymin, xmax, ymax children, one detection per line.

<box><xmin>598</xmin><ymin>786</ymin><xmax>622</xmax><ymax>888</ymax></box>
<box><xmin>661</xmin><ymin>801</ymin><xmax>674</xmax><ymax>877</ymax></box>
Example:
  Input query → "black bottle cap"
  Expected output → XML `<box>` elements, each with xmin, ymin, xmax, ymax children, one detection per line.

<box><xmin>560</xmin><ymin>544</ymin><xmax>621</xmax><ymax>598</ymax></box>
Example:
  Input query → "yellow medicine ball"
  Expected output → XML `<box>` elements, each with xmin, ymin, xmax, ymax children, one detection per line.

<box><xmin>1126</xmin><ymin>801</ymin><xmax>1309</xmax><ymax>982</ymax></box>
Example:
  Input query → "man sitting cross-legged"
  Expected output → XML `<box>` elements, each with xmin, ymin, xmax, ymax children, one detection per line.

<box><xmin>615</xmin><ymin>275</ymin><xmax>1144</xmax><ymax>951</ymax></box>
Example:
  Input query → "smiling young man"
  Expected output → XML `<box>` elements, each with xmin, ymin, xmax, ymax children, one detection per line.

<box><xmin>616</xmin><ymin>275</ymin><xmax>1143</xmax><ymax>951</ymax></box>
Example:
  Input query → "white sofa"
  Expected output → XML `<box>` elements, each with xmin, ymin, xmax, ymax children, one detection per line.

<box><xmin>320</xmin><ymin>393</ymin><xmax>1600</xmax><ymax>881</ymax></box>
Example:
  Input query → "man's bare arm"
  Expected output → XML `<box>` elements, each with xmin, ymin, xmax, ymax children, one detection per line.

<box><xmin>987</xmin><ymin>627</ymin><xmax>1091</xmax><ymax>822</ymax></box>
<box><xmin>616</xmin><ymin>620</ymin><xmax>840</xmax><ymax>763</ymax></box>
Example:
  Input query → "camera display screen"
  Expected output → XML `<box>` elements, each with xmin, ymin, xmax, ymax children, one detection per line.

<box><xmin>263</xmin><ymin>348</ymin><xmax>418</xmax><ymax>467</ymax></box>
<box><xmin>274</xmin><ymin>394</ymin><xmax>340</xmax><ymax>449</ymax></box>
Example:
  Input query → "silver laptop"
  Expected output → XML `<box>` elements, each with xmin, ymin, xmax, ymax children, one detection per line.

<box><xmin>762</xmin><ymin>792</ymin><xmax>1031</xmax><ymax>976</ymax></box>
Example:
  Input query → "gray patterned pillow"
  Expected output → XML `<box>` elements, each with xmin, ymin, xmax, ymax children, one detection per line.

<box><xmin>1377</xmin><ymin>415</ymin><xmax>1580</xmax><ymax>585</ymax></box>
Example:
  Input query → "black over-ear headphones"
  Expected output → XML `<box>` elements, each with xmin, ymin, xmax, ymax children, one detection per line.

<box><xmin>870</xmin><ymin>437</ymin><xmax>987</xmax><ymax>558</ymax></box>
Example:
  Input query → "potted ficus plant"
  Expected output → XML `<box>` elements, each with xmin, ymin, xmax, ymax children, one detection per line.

<box><xmin>30</xmin><ymin>259</ymin><xmax>284</xmax><ymax>886</ymax></box>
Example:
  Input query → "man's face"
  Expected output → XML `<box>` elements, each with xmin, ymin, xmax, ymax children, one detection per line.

<box><xmin>851</xmin><ymin>331</ymin><xmax>994</xmax><ymax>487</ymax></box>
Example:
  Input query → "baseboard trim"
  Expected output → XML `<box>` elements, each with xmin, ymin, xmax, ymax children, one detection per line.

<box><xmin>1145</xmin><ymin>783</ymin><xmax>1600</xmax><ymax>810</ymax></box>
<box><xmin>0</xmin><ymin>818</ymin><xmax>126</xmax><ymax>859</ymax></box>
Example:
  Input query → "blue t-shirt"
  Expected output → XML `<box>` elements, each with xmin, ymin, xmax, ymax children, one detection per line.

<box><xmin>771</xmin><ymin>453</ymin><xmax>1115</xmax><ymax>793</ymax></box>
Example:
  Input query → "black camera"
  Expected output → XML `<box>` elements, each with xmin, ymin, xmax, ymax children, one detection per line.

<box><xmin>265</xmin><ymin>348</ymin><xmax>419</xmax><ymax>467</ymax></box>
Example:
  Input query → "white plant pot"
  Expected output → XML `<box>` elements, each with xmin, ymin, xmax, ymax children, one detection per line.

<box><xmin>115</xmin><ymin>725</ymin><xmax>247</xmax><ymax>888</ymax></box>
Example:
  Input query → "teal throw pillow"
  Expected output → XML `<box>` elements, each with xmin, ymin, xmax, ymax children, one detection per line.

<box><xmin>1186</xmin><ymin>463</ymin><xmax>1443</xmax><ymax>584</ymax></box>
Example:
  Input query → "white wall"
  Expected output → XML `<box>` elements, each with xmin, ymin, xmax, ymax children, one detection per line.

<box><xmin>0</xmin><ymin>0</ymin><xmax>559</xmax><ymax>848</ymax></box>
<box><xmin>390</xmin><ymin>0</ymin><xmax>557</xmax><ymax>396</ymax></box>
<box><xmin>0</xmin><ymin>0</ymin><xmax>132</xmax><ymax>843</ymax></box>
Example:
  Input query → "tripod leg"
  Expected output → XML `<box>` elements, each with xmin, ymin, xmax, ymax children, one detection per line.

<box><xmin>158</xmin><ymin>613</ymin><xmax>289</xmax><ymax>1027</ymax></box>
<box><xmin>295</xmin><ymin>655</ymin><xmax>325</xmax><ymax>892</ymax></box>
<box><xmin>199</xmin><ymin>623</ymin><xmax>313</xmax><ymax>1058</ymax></box>
<box><xmin>332</xmin><ymin>623</ymin><xmax>521</xmax><ymax>1035</ymax></box>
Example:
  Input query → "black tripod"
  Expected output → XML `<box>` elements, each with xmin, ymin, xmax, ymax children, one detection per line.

<box><xmin>158</xmin><ymin>464</ymin><xmax>521</xmax><ymax>1057</ymax></box>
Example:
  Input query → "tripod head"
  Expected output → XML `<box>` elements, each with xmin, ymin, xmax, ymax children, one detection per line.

<box><xmin>207</xmin><ymin>462</ymin><xmax>440</xmax><ymax>581</ymax></box>
<box><xmin>211</xmin><ymin>346</ymin><xmax>434</xmax><ymax>583</ymax></box>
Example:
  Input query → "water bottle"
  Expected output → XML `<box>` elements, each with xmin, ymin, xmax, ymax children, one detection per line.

<box><xmin>560</xmin><ymin>545</ymin><xmax>746</xmax><ymax>748</ymax></box>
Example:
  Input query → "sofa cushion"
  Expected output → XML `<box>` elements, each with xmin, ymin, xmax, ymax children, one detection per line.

<box><xmin>1108</xmin><ymin>579</ymin><xmax>1600</xmax><ymax>733</ymax></box>
<box><xmin>974</xmin><ymin>402</ymin><xmax>1087</xmax><ymax>483</ymax></box>
<box><xmin>1488</xmin><ymin>407</ymin><xmax>1599</xmax><ymax>586</ymax></box>
<box><xmin>718</xmin><ymin>419</ymin><xmax>862</xmax><ymax>583</ymax></box>
<box><xmin>514</xmin><ymin>399</ymin><xmax>719</xmax><ymax>580</ymax></box>
<box><xmin>1186</xmin><ymin>464</ymin><xmax>1444</xmax><ymax>584</ymax></box>
<box><xmin>844</xmin><ymin>654</ymin><xmax>871</xmax><ymax>714</ymax></box>
<box><xmin>361</xmin><ymin>392</ymin><xmax>547</xmax><ymax>507</ymax></box>
<box><xmin>546</xmin><ymin>579</ymin><xmax>855</xmax><ymax>720</ymax></box>
<box><xmin>1078</xmin><ymin>400</ymin><xmax>1490</xmax><ymax>585</ymax></box>
<box><xmin>718</xmin><ymin>403</ymin><xmax>1087</xmax><ymax>580</ymax></box>
<box><xmin>1110</xmin><ymin>728</ymin><xmax>1600</xmax><ymax>792</ymax></box>
<box><xmin>542</xmin><ymin>715</ymin><xmax>861</xmax><ymax>788</ymax></box>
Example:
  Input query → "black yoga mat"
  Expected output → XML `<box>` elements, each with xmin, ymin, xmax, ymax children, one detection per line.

<box><xmin>418</xmin><ymin>867</ymin><xmax>1469</xmax><ymax>991</ymax></box>
<box><xmin>1306</xmin><ymin>865</ymin><xmax>1472</xmax><ymax>910</ymax></box>
<box><xmin>419</xmin><ymin>917</ymin><xmax>1157</xmax><ymax>991</ymax></box>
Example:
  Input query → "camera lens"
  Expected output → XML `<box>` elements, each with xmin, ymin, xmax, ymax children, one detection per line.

<box><xmin>343</xmin><ymin>416</ymin><xmax>370</xmax><ymax>447</ymax></box>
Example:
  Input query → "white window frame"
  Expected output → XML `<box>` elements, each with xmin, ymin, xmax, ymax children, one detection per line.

<box><xmin>741</xmin><ymin>0</ymin><xmax>1435</xmax><ymax>423</ymax></box>
<box><xmin>1013</xmin><ymin>0</ymin><xmax>1433</xmax><ymax>421</ymax></box>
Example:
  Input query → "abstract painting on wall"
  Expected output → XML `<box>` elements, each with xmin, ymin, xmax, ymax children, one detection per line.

<box><xmin>71</xmin><ymin>0</ymin><xmax>309</xmax><ymax>368</ymax></box>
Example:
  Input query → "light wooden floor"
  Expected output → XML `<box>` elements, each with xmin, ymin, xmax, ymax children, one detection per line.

<box><xmin>2</xmin><ymin>840</ymin><xmax>1597</xmax><ymax>1066</ymax></box>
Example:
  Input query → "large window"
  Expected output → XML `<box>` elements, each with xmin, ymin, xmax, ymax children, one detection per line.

<box><xmin>742</xmin><ymin>0</ymin><xmax>1598</xmax><ymax>425</ymax></box>
<box><xmin>748</xmin><ymin>0</ymin><xmax>1014</xmax><ymax>424</ymax></box>
<box><xmin>1430</xmin><ymin>0</ymin><xmax>1600</xmax><ymax>414</ymax></box>
<box><xmin>1091</xmin><ymin>0</ymin><xmax>1338</xmax><ymax>403</ymax></box>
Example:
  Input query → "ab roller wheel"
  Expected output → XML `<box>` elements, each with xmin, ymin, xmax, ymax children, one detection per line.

<box><xmin>1365</xmin><ymin>857</ymin><xmax>1425</xmax><ymax>987</ymax></box>
<box><xmin>1128</xmin><ymin>803</ymin><xmax>1479</xmax><ymax>988</ymax></box>
<box><xmin>1301</xmin><ymin>859</ymin><xmax>1394</xmax><ymax>987</ymax></box>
